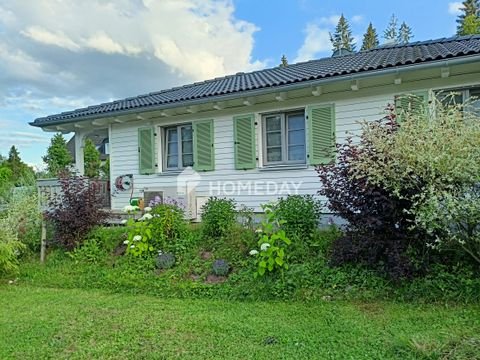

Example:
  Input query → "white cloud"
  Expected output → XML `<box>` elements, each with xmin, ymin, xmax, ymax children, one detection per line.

<box><xmin>21</xmin><ymin>26</ymin><xmax>80</xmax><ymax>51</ymax></box>
<box><xmin>351</xmin><ymin>15</ymin><xmax>364</xmax><ymax>24</ymax></box>
<box><xmin>319</xmin><ymin>15</ymin><xmax>341</xmax><ymax>26</ymax></box>
<box><xmin>294</xmin><ymin>23</ymin><xmax>332</xmax><ymax>62</ymax></box>
<box><xmin>448</xmin><ymin>2</ymin><xmax>462</xmax><ymax>15</ymax></box>
<box><xmin>84</xmin><ymin>32</ymin><xmax>125</xmax><ymax>55</ymax></box>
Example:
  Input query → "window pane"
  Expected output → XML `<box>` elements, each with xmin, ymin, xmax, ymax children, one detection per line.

<box><xmin>267</xmin><ymin>132</ymin><xmax>282</xmax><ymax>146</ymax></box>
<box><xmin>167</xmin><ymin>142</ymin><xmax>178</xmax><ymax>155</ymax></box>
<box><xmin>181</xmin><ymin>126</ymin><xmax>193</xmax><ymax>141</ymax></box>
<box><xmin>469</xmin><ymin>88</ymin><xmax>480</xmax><ymax>115</ymax></box>
<box><xmin>266</xmin><ymin>116</ymin><xmax>281</xmax><ymax>131</ymax></box>
<box><xmin>437</xmin><ymin>91</ymin><xmax>464</xmax><ymax>107</ymax></box>
<box><xmin>288</xmin><ymin>129</ymin><xmax>305</xmax><ymax>146</ymax></box>
<box><xmin>182</xmin><ymin>154</ymin><xmax>194</xmax><ymax>167</ymax></box>
<box><xmin>288</xmin><ymin>145</ymin><xmax>305</xmax><ymax>161</ymax></box>
<box><xmin>167</xmin><ymin>155</ymin><xmax>178</xmax><ymax>168</ymax></box>
<box><xmin>167</xmin><ymin>128</ymin><xmax>178</xmax><ymax>142</ymax></box>
<box><xmin>182</xmin><ymin>140</ymin><xmax>193</xmax><ymax>154</ymax></box>
<box><xmin>267</xmin><ymin>147</ymin><xmax>282</xmax><ymax>162</ymax></box>
<box><xmin>287</xmin><ymin>114</ymin><xmax>304</xmax><ymax>130</ymax></box>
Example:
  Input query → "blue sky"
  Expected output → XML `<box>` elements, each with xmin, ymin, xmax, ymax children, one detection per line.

<box><xmin>0</xmin><ymin>0</ymin><xmax>464</xmax><ymax>168</ymax></box>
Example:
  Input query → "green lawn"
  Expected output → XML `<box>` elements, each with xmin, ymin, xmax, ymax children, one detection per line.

<box><xmin>1</xmin><ymin>285</ymin><xmax>479</xmax><ymax>359</ymax></box>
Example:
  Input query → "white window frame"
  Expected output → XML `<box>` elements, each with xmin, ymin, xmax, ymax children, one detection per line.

<box><xmin>163</xmin><ymin>123</ymin><xmax>193</xmax><ymax>171</ymax></box>
<box><xmin>435</xmin><ymin>85</ymin><xmax>480</xmax><ymax>111</ymax></box>
<box><xmin>261</xmin><ymin>110</ymin><xmax>306</xmax><ymax>166</ymax></box>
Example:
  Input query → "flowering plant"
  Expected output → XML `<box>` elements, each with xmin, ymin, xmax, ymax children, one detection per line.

<box><xmin>250</xmin><ymin>203</ymin><xmax>291</xmax><ymax>277</ymax></box>
<box><xmin>123</xmin><ymin>205</ymin><xmax>155</xmax><ymax>257</ymax></box>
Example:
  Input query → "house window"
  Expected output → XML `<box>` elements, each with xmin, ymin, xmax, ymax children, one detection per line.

<box><xmin>164</xmin><ymin>124</ymin><xmax>194</xmax><ymax>170</ymax></box>
<box><xmin>436</xmin><ymin>86</ymin><xmax>480</xmax><ymax>115</ymax></box>
<box><xmin>262</xmin><ymin>111</ymin><xmax>306</xmax><ymax>165</ymax></box>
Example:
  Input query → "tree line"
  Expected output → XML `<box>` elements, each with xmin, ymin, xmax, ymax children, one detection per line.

<box><xmin>279</xmin><ymin>1</ymin><xmax>480</xmax><ymax>65</ymax></box>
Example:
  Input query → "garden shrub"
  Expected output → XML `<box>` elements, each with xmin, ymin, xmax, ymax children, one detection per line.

<box><xmin>68</xmin><ymin>237</ymin><xmax>106</xmax><ymax>264</ymax></box>
<box><xmin>353</xmin><ymin>99</ymin><xmax>480</xmax><ymax>265</ymax></box>
<box><xmin>250</xmin><ymin>203</ymin><xmax>291</xmax><ymax>277</ymax></box>
<box><xmin>201</xmin><ymin>197</ymin><xmax>236</xmax><ymax>240</ymax></box>
<box><xmin>45</xmin><ymin>173</ymin><xmax>109</xmax><ymax>250</ymax></box>
<box><xmin>317</xmin><ymin>106</ymin><xmax>430</xmax><ymax>279</ymax></box>
<box><xmin>150</xmin><ymin>202</ymin><xmax>190</xmax><ymax>254</ymax></box>
<box><xmin>0</xmin><ymin>222</ymin><xmax>25</xmax><ymax>275</ymax></box>
<box><xmin>275</xmin><ymin>195</ymin><xmax>322</xmax><ymax>241</ymax></box>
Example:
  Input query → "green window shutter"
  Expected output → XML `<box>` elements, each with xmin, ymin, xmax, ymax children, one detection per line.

<box><xmin>307</xmin><ymin>104</ymin><xmax>336</xmax><ymax>165</ymax></box>
<box><xmin>193</xmin><ymin>119</ymin><xmax>214</xmax><ymax>171</ymax></box>
<box><xmin>395</xmin><ymin>91</ymin><xmax>429</xmax><ymax>121</ymax></box>
<box><xmin>233</xmin><ymin>114</ymin><xmax>256</xmax><ymax>170</ymax></box>
<box><xmin>138</xmin><ymin>127</ymin><xmax>156</xmax><ymax>175</ymax></box>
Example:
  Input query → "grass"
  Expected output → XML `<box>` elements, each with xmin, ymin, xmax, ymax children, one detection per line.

<box><xmin>1</xmin><ymin>285</ymin><xmax>479</xmax><ymax>359</ymax></box>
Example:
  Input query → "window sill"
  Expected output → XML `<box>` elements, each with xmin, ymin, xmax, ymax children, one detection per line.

<box><xmin>258</xmin><ymin>164</ymin><xmax>309</xmax><ymax>172</ymax></box>
<box><xmin>157</xmin><ymin>170</ymin><xmax>183</xmax><ymax>176</ymax></box>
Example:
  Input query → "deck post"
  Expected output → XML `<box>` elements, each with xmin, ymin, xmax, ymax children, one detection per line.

<box><xmin>40</xmin><ymin>219</ymin><xmax>47</xmax><ymax>263</ymax></box>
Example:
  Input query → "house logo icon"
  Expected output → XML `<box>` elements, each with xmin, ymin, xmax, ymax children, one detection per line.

<box><xmin>176</xmin><ymin>167</ymin><xmax>201</xmax><ymax>195</ymax></box>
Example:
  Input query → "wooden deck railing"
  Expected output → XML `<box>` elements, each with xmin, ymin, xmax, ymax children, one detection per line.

<box><xmin>37</xmin><ymin>178</ymin><xmax>111</xmax><ymax>211</ymax></box>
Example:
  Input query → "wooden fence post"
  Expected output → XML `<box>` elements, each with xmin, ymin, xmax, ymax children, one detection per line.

<box><xmin>40</xmin><ymin>219</ymin><xmax>46</xmax><ymax>263</ymax></box>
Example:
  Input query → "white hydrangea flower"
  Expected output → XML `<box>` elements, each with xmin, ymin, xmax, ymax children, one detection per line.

<box><xmin>130</xmin><ymin>245</ymin><xmax>135</xmax><ymax>248</ymax></box>
<box><xmin>255</xmin><ymin>228</ymin><xmax>263</xmax><ymax>233</ymax></box>
<box><xmin>123</xmin><ymin>240</ymin><xmax>129</xmax><ymax>244</ymax></box>
<box><xmin>249</xmin><ymin>249</ymin><xmax>259</xmax><ymax>256</ymax></box>
<box><xmin>123</xmin><ymin>205</ymin><xmax>139</xmax><ymax>213</ymax></box>
<box><xmin>133</xmin><ymin>235</ymin><xmax>142</xmax><ymax>242</ymax></box>
<box><xmin>260</xmin><ymin>243</ymin><xmax>270</xmax><ymax>251</ymax></box>
<box><xmin>142</xmin><ymin>213</ymin><xmax>153</xmax><ymax>220</ymax></box>
<box><xmin>144</xmin><ymin>207</ymin><xmax>152</xmax><ymax>212</ymax></box>
<box><xmin>121</xmin><ymin>219</ymin><xmax>127</xmax><ymax>224</ymax></box>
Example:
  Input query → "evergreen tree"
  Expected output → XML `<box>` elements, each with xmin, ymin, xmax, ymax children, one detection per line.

<box><xmin>84</xmin><ymin>139</ymin><xmax>101</xmax><ymax>178</ymax></box>
<box><xmin>279</xmin><ymin>55</ymin><xmax>288</xmax><ymax>67</ymax></box>
<box><xmin>384</xmin><ymin>14</ymin><xmax>399</xmax><ymax>43</ymax></box>
<box><xmin>397</xmin><ymin>22</ymin><xmax>413</xmax><ymax>44</ymax></box>
<box><xmin>456</xmin><ymin>0</ymin><xmax>480</xmax><ymax>34</ymax></box>
<box><xmin>458</xmin><ymin>13</ymin><xmax>480</xmax><ymax>35</ymax></box>
<box><xmin>330</xmin><ymin>14</ymin><xmax>356</xmax><ymax>52</ymax></box>
<box><xmin>6</xmin><ymin>146</ymin><xmax>35</xmax><ymax>186</ymax></box>
<box><xmin>42</xmin><ymin>133</ymin><xmax>73</xmax><ymax>176</ymax></box>
<box><xmin>361</xmin><ymin>23</ymin><xmax>380</xmax><ymax>50</ymax></box>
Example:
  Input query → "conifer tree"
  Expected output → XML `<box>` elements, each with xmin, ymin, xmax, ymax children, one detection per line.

<box><xmin>397</xmin><ymin>22</ymin><xmax>413</xmax><ymax>44</ymax></box>
<box><xmin>361</xmin><ymin>23</ymin><xmax>380</xmax><ymax>50</ymax></box>
<box><xmin>279</xmin><ymin>55</ymin><xmax>288</xmax><ymax>67</ymax></box>
<box><xmin>330</xmin><ymin>14</ymin><xmax>356</xmax><ymax>53</ymax></box>
<box><xmin>43</xmin><ymin>133</ymin><xmax>73</xmax><ymax>176</ymax></box>
<box><xmin>384</xmin><ymin>14</ymin><xmax>399</xmax><ymax>43</ymax></box>
<box><xmin>456</xmin><ymin>0</ymin><xmax>480</xmax><ymax>34</ymax></box>
<box><xmin>84</xmin><ymin>139</ymin><xmax>101</xmax><ymax>178</ymax></box>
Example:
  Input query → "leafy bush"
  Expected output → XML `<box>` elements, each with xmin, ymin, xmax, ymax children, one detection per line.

<box><xmin>150</xmin><ymin>202</ymin><xmax>189</xmax><ymax>253</ymax></box>
<box><xmin>417</xmin><ymin>185</ymin><xmax>480</xmax><ymax>265</ymax></box>
<box><xmin>352</xmin><ymin>100</ymin><xmax>480</xmax><ymax>265</ymax></box>
<box><xmin>250</xmin><ymin>203</ymin><xmax>291</xmax><ymax>277</ymax></box>
<box><xmin>45</xmin><ymin>173</ymin><xmax>109</xmax><ymax>250</ymax></box>
<box><xmin>201</xmin><ymin>197</ymin><xmax>236</xmax><ymax>240</ymax></box>
<box><xmin>275</xmin><ymin>195</ymin><xmax>322</xmax><ymax>241</ymax></box>
<box><xmin>212</xmin><ymin>259</ymin><xmax>230</xmax><ymax>276</ymax></box>
<box><xmin>124</xmin><ymin>210</ymin><xmax>155</xmax><ymax>257</ymax></box>
<box><xmin>68</xmin><ymin>238</ymin><xmax>106</xmax><ymax>264</ymax></box>
<box><xmin>316</xmin><ymin>107</ymin><xmax>429</xmax><ymax>279</ymax></box>
<box><xmin>0</xmin><ymin>223</ymin><xmax>25</xmax><ymax>275</ymax></box>
<box><xmin>156</xmin><ymin>252</ymin><xmax>175</xmax><ymax>269</ymax></box>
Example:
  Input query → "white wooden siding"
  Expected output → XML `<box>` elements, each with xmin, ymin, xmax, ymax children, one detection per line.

<box><xmin>109</xmin><ymin>73</ymin><xmax>479</xmax><ymax>212</ymax></box>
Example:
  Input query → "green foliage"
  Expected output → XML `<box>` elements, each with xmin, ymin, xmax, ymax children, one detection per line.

<box><xmin>124</xmin><ymin>214</ymin><xmax>155</xmax><ymax>257</ymax></box>
<box><xmin>279</xmin><ymin>55</ymin><xmax>288</xmax><ymax>67</ymax></box>
<box><xmin>397</xmin><ymin>21</ymin><xmax>413</xmax><ymax>44</ymax></box>
<box><xmin>275</xmin><ymin>195</ymin><xmax>322</xmax><ymax>242</ymax></box>
<box><xmin>360</xmin><ymin>22</ymin><xmax>379</xmax><ymax>50</ymax></box>
<box><xmin>42</xmin><ymin>133</ymin><xmax>73</xmax><ymax>177</ymax></box>
<box><xmin>251</xmin><ymin>203</ymin><xmax>291</xmax><ymax>277</ymax></box>
<box><xmin>68</xmin><ymin>238</ymin><xmax>106</xmax><ymax>264</ymax></box>
<box><xmin>156</xmin><ymin>252</ymin><xmax>175</xmax><ymax>269</ymax></box>
<box><xmin>3</xmin><ymin>191</ymin><xmax>41</xmax><ymax>252</ymax></box>
<box><xmin>353</xmin><ymin>100</ymin><xmax>480</xmax><ymax>263</ymax></box>
<box><xmin>384</xmin><ymin>14</ymin><xmax>399</xmax><ymax>42</ymax></box>
<box><xmin>212</xmin><ymin>259</ymin><xmax>230</xmax><ymax>276</ymax></box>
<box><xmin>456</xmin><ymin>0</ymin><xmax>480</xmax><ymax>34</ymax></box>
<box><xmin>458</xmin><ymin>13</ymin><xmax>480</xmax><ymax>35</ymax></box>
<box><xmin>150</xmin><ymin>203</ymin><xmax>189</xmax><ymax>254</ymax></box>
<box><xmin>83</xmin><ymin>138</ymin><xmax>101</xmax><ymax>178</ymax></box>
<box><xmin>0</xmin><ymin>225</ymin><xmax>25</xmax><ymax>275</ymax></box>
<box><xmin>201</xmin><ymin>197</ymin><xmax>236</xmax><ymax>240</ymax></box>
<box><xmin>330</xmin><ymin>14</ymin><xmax>355</xmax><ymax>52</ymax></box>
<box><xmin>417</xmin><ymin>186</ymin><xmax>480</xmax><ymax>264</ymax></box>
<box><xmin>100</xmin><ymin>158</ymin><xmax>110</xmax><ymax>180</ymax></box>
